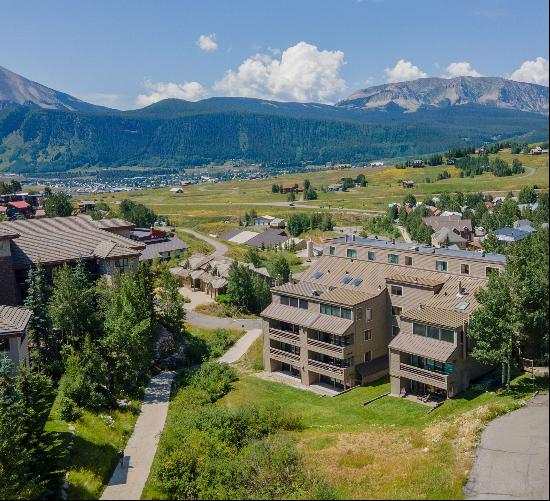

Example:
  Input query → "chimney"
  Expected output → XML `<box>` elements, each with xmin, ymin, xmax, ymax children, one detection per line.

<box><xmin>457</xmin><ymin>280</ymin><xmax>464</xmax><ymax>296</ymax></box>
<box><xmin>307</xmin><ymin>239</ymin><xmax>314</xmax><ymax>262</ymax></box>
<box><xmin>344</xmin><ymin>235</ymin><xmax>348</xmax><ymax>243</ymax></box>
<box><xmin>352</xmin><ymin>234</ymin><xmax>356</xmax><ymax>241</ymax></box>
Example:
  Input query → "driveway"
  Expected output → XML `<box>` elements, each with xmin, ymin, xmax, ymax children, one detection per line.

<box><xmin>465</xmin><ymin>393</ymin><xmax>549</xmax><ymax>500</ymax></box>
<box><xmin>177</xmin><ymin>228</ymin><xmax>228</xmax><ymax>257</ymax></box>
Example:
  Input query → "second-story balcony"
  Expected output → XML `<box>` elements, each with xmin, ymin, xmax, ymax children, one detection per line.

<box><xmin>398</xmin><ymin>363</ymin><xmax>449</xmax><ymax>389</ymax></box>
<box><xmin>270</xmin><ymin>347</ymin><xmax>301</xmax><ymax>364</ymax></box>
<box><xmin>306</xmin><ymin>337</ymin><xmax>352</xmax><ymax>358</ymax></box>
<box><xmin>269</xmin><ymin>327</ymin><xmax>300</xmax><ymax>345</ymax></box>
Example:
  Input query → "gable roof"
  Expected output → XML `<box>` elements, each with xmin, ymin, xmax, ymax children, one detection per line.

<box><xmin>423</xmin><ymin>215</ymin><xmax>472</xmax><ymax>233</ymax></box>
<box><xmin>432</xmin><ymin>227</ymin><xmax>468</xmax><ymax>244</ymax></box>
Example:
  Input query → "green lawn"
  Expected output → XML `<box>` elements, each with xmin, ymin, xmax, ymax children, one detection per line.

<box><xmin>218</xmin><ymin>372</ymin><xmax>546</xmax><ymax>499</ymax></box>
<box><xmin>45</xmin><ymin>392</ymin><xmax>142</xmax><ymax>500</ymax></box>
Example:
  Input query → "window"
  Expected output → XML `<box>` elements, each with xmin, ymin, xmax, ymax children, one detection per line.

<box><xmin>405</xmin><ymin>256</ymin><xmax>413</xmax><ymax>266</ymax></box>
<box><xmin>413</xmin><ymin>322</ymin><xmax>427</xmax><ymax>336</ymax></box>
<box><xmin>364</xmin><ymin>329</ymin><xmax>372</xmax><ymax>341</ymax></box>
<box><xmin>346</xmin><ymin>248</ymin><xmax>357</xmax><ymax>259</ymax></box>
<box><xmin>321</xmin><ymin>303</ymin><xmax>352</xmax><ymax>319</ymax></box>
<box><xmin>391</xmin><ymin>285</ymin><xmax>403</xmax><ymax>296</ymax></box>
<box><xmin>364</xmin><ymin>351</ymin><xmax>372</xmax><ymax>362</ymax></box>
<box><xmin>281</xmin><ymin>295</ymin><xmax>307</xmax><ymax>309</ymax></box>
<box><xmin>440</xmin><ymin>329</ymin><xmax>454</xmax><ymax>343</ymax></box>
<box><xmin>413</xmin><ymin>322</ymin><xmax>455</xmax><ymax>343</ymax></box>
<box><xmin>298</xmin><ymin>300</ymin><xmax>309</xmax><ymax>310</ymax></box>
<box><xmin>357</xmin><ymin>308</ymin><xmax>362</xmax><ymax>320</ymax></box>
<box><xmin>1</xmin><ymin>338</ymin><xmax>9</xmax><ymax>352</ymax></box>
<box><xmin>486</xmin><ymin>266</ymin><xmax>500</xmax><ymax>277</ymax></box>
<box><xmin>427</xmin><ymin>325</ymin><xmax>440</xmax><ymax>340</ymax></box>
<box><xmin>116</xmin><ymin>258</ymin><xmax>130</xmax><ymax>273</ymax></box>
<box><xmin>366</xmin><ymin>308</ymin><xmax>372</xmax><ymax>321</ymax></box>
<box><xmin>289</xmin><ymin>296</ymin><xmax>299</xmax><ymax>308</ymax></box>
<box><xmin>281</xmin><ymin>295</ymin><xmax>289</xmax><ymax>305</ymax></box>
<box><xmin>436</xmin><ymin>260</ymin><xmax>448</xmax><ymax>272</ymax></box>
<box><xmin>392</xmin><ymin>306</ymin><xmax>402</xmax><ymax>316</ymax></box>
<box><xmin>388</xmin><ymin>254</ymin><xmax>399</xmax><ymax>264</ymax></box>
<box><xmin>341</xmin><ymin>274</ymin><xmax>353</xmax><ymax>285</ymax></box>
<box><xmin>367</xmin><ymin>251</ymin><xmax>376</xmax><ymax>261</ymax></box>
<box><xmin>329</xmin><ymin>246</ymin><xmax>336</xmax><ymax>256</ymax></box>
<box><xmin>461</xmin><ymin>263</ymin><xmax>470</xmax><ymax>275</ymax></box>
<box><xmin>392</xmin><ymin>325</ymin><xmax>400</xmax><ymax>337</ymax></box>
<box><xmin>352</xmin><ymin>277</ymin><xmax>363</xmax><ymax>287</ymax></box>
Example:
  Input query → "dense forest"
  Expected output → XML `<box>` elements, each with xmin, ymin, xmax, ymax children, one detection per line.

<box><xmin>0</xmin><ymin>99</ymin><xmax>547</xmax><ymax>173</ymax></box>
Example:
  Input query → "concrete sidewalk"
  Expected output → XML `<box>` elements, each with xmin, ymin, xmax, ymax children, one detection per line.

<box><xmin>101</xmin><ymin>372</ymin><xmax>175</xmax><ymax>500</ymax></box>
<box><xmin>465</xmin><ymin>393</ymin><xmax>549</xmax><ymax>500</ymax></box>
<box><xmin>218</xmin><ymin>328</ymin><xmax>262</xmax><ymax>364</ymax></box>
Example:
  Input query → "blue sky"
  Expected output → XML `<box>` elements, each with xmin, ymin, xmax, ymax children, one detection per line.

<box><xmin>1</xmin><ymin>0</ymin><xmax>548</xmax><ymax>109</ymax></box>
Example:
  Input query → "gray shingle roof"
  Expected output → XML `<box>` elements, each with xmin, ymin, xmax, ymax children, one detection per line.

<box><xmin>0</xmin><ymin>305</ymin><xmax>32</xmax><ymax>335</ymax></box>
<box><xmin>139</xmin><ymin>237</ymin><xmax>188</xmax><ymax>261</ymax></box>
<box><xmin>1</xmin><ymin>216</ymin><xmax>144</xmax><ymax>267</ymax></box>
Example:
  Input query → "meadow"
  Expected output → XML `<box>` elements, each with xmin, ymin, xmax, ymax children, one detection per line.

<box><xmin>87</xmin><ymin>151</ymin><xmax>548</xmax><ymax>229</ymax></box>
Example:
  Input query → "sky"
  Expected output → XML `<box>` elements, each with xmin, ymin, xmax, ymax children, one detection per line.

<box><xmin>1</xmin><ymin>0</ymin><xmax>548</xmax><ymax>109</ymax></box>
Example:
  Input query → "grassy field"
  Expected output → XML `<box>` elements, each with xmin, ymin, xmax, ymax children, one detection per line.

<box><xmin>45</xmin><ymin>392</ymin><xmax>142</xmax><ymax>500</ymax></box>
<box><xmin>83</xmin><ymin>151</ymin><xmax>548</xmax><ymax>227</ymax></box>
<box><xmin>218</xmin><ymin>372</ymin><xmax>547</xmax><ymax>500</ymax></box>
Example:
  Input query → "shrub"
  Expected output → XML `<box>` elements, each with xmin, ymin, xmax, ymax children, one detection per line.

<box><xmin>188</xmin><ymin>362</ymin><xmax>238</xmax><ymax>402</ymax></box>
<box><xmin>58</xmin><ymin>396</ymin><xmax>82</xmax><ymax>422</ymax></box>
<box><xmin>208</xmin><ymin>330</ymin><xmax>234</xmax><ymax>359</ymax></box>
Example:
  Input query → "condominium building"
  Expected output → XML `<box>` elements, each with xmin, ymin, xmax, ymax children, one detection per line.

<box><xmin>261</xmin><ymin>235</ymin><xmax>505</xmax><ymax>398</ymax></box>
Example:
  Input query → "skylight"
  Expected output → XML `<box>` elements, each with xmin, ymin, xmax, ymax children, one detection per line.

<box><xmin>341</xmin><ymin>275</ymin><xmax>353</xmax><ymax>285</ymax></box>
<box><xmin>352</xmin><ymin>278</ymin><xmax>364</xmax><ymax>287</ymax></box>
<box><xmin>455</xmin><ymin>302</ymin><xmax>470</xmax><ymax>311</ymax></box>
<box><xmin>313</xmin><ymin>271</ymin><xmax>324</xmax><ymax>279</ymax></box>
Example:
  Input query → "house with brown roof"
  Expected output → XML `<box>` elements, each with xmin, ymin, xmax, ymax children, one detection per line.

<box><xmin>261</xmin><ymin>234</ymin><xmax>504</xmax><ymax>399</ymax></box>
<box><xmin>0</xmin><ymin>216</ymin><xmax>145</xmax><ymax>304</ymax></box>
<box><xmin>0</xmin><ymin>305</ymin><xmax>31</xmax><ymax>369</ymax></box>
<box><xmin>423</xmin><ymin>214</ymin><xmax>473</xmax><ymax>241</ymax></box>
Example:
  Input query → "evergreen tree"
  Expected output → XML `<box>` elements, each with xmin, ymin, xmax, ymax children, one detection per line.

<box><xmin>24</xmin><ymin>265</ymin><xmax>58</xmax><ymax>375</ymax></box>
<box><xmin>517</xmin><ymin>185</ymin><xmax>537</xmax><ymax>205</ymax></box>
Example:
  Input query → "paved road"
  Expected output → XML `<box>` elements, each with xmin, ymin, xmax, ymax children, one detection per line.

<box><xmin>101</xmin><ymin>372</ymin><xmax>175</xmax><ymax>501</ymax></box>
<box><xmin>177</xmin><ymin>228</ymin><xmax>228</xmax><ymax>257</ymax></box>
<box><xmin>218</xmin><ymin>328</ymin><xmax>263</xmax><ymax>364</ymax></box>
<box><xmin>465</xmin><ymin>393</ymin><xmax>549</xmax><ymax>500</ymax></box>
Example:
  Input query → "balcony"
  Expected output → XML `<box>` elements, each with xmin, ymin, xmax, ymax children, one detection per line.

<box><xmin>306</xmin><ymin>338</ymin><xmax>350</xmax><ymax>358</ymax></box>
<box><xmin>269</xmin><ymin>328</ymin><xmax>300</xmax><ymax>345</ymax></box>
<box><xmin>398</xmin><ymin>363</ymin><xmax>449</xmax><ymax>389</ymax></box>
<box><xmin>307</xmin><ymin>359</ymin><xmax>348</xmax><ymax>380</ymax></box>
<box><xmin>270</xmin><ymin>347</ymin><xmax>300</xmax><ymax>364</ymax></box>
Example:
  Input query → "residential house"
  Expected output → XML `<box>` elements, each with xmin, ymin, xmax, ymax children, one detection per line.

<box><xmin>253</xmin><ymin>215</ymin><xmax>286</xmax><ymax>229</ymax></box>
<box><xmin>130</xmin><ymin>227</ymin><xmax>188</xmax><ymax>262</ymax></box>
<box><xmin>172</xmin><ymin>253</ymin><xmax>271</xmax><ymax>298</ymax></box>
<box><xmin>220</xmin><ymin>228</ymin><xmax>295</xmax><ymax>250</ymax></box>
<box><xmin>261</xmin><ymin>235</ymin><xmax>504</xmax><ymax>398</ymax></box>
<box><xmin>78</xmin><ymin>201</ymin><xmax>96</xmax><ymax>213</ymax></box>
<box><xmin>0</xmin><ymin>305</ymin><xmax>31</xmax><ymax>369</ymax></box>
<box><xmin>431</xmin><ymin>227</ymin><xmax>468</xmax><ymax>249</ymax></box>
<box><xmin>512</xmin><ymin>220</ymin><xmax>537</xmax><ymax>233</ymax></box>
<box><xmin>7</xmin><ymin>201</ymin><xmax>32</xmax><ymax>219</ymax></box>
<box><xmin>0</xmin><ymin>216</ymin><xmax>145</xmax><ymax>304</ymax></box>
<box><xmin>492</xmin><ymin>227</ymin><xmax>532</xmax><ymax>244</ymax></box>
<box><xmin>423</xmin><ymin>215</ymin><xmax>473</xmax><ymax>241</ymax></box>
<box><xmin>402</xmin><ymin>181</ymin><xmax>415</xmax><ymax>188</ymax></box>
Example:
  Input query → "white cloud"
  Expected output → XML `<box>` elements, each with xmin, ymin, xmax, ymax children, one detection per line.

<box><xmin>214</xmin><ymin>41</ymin><xmax>347</xmax><ymax>103</ymax></box>
<box><xmin>197</xmin><ymin>34</ymin><xmax>218</xmax><ymax>52</ymax></box>
<box><xmin>444</xmin><ymin>62</ymin><xmax>482</xmax><ymax>78</ymax></box>
<box><xmin>136</xmin><ymin>80</ymin><xmax>208</xmax><ymax>106</ymax></box>
<box><xmin>384</xmin><ymin>59</ymin><xmax>427</xmax><ymax>83</ymax></box>
<box><xmin>82</xmin><ymin>93</ymin><xmax>121</xmax><ymax>108</ymax></box>
<box><xmin>510</xmin><ymin>57</ymin><xmax>549</xmax><ymax>86</ymax></box>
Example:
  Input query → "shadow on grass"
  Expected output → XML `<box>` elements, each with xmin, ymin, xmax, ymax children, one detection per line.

<box><xmin>500</xmin><ymin>375</ymin><xmax>549</xmax><ymax>398</ymax></box>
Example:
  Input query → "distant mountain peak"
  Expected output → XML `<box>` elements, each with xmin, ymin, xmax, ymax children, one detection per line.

<box><xmin>337</xmin><ymin>76</ymin><xmax>549</xmax><ymax>114</ymax></box>
<box><xmin>0</xmin><ymin>65</ymin><xmax>111</xmax><ymax>113</ymax></box>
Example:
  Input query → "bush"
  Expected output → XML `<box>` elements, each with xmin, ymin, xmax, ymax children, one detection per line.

<box><xmin>208</xmin><ymin>330</ymin><xmax>234</xmax><ymax>359</ymax></box>
<box><xmin>58</xmin><ymin>396</ymin><xmax>82</xmax><ymax>422</ymax></box>
<box><xmin>188</xmin><ymin>362</ymin><xmax>238</xmax><ymax>402</ymax></box>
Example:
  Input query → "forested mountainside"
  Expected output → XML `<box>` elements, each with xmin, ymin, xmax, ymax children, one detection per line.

<box><xmin>0</xmin><ymin>101</ymin><xmax>547</xmax><ymax>173</ymax></box>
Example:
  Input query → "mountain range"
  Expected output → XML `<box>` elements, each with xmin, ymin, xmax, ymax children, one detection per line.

<box><xmin>0</xmin><ymin>65</ymin><xmax>548</xmax><ymax>173</ymax></box>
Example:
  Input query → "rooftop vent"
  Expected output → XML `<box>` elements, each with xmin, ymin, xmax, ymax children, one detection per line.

<box><xmin>311</xmin><ymin>290</ymin><xmax>321</xmax><ymax>297</ymax></box>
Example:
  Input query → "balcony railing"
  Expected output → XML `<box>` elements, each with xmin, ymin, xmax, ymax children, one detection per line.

<box><xmin>306</xmin><ymin>338</ymin><xmax>347</xmax><ymax>357</ymax></box>
<box><xmin>307</xmin><ymin>359</ymin><xmax>347</xmax><ymax>379</ymax></box>
<box><xmin>399</xmin><ymin>363</ymin><xmax>448</xmax><ymax>388</ymax></box>
<box><xmin>269</xmin><ymin>328</ymin><xmax>300</xmax><ymax>345</ymax></box>
<box><xmin>270</xmin><ymin>347</ymin><xmax>300</xmax><ymax>364</ymax></box>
